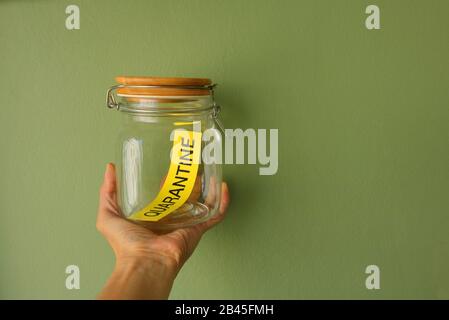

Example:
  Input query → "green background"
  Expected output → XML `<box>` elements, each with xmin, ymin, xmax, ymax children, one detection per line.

<box><xmin>1</xmin><ymin>0</ymin><xmax>448</xmax><ymax>299</ymax></box>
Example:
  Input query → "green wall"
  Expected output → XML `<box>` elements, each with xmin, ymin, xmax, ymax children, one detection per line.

<box><xmin>1</xmin><ymin>0</ymin><xmax>448</xmax><ymax>299</ymax></box>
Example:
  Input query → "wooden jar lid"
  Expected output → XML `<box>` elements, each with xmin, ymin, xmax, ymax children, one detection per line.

<box><xmin>115</xmin><ymin>76</ymin><xmax>212</xmax><ymax>97</ymax></box>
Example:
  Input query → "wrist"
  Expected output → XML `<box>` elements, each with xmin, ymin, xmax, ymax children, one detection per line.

<box><xmin>116</xmin><ymin>254</ymin><xmax>179</xmax><ymax>276</ymax></box>
<box><xmin>99</xmin><ymin>255</ymin><xmax>177</xmax><ymax>300</ymax></box>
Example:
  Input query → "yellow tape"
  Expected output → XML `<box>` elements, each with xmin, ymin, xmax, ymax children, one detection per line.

<box><xmin>129</xmin><ymin>130</ymin><xmax>202</xmax><ymax>222</ymax></box>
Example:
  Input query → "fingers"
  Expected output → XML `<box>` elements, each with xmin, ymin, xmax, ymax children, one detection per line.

<box><xmin>204</xmin><ymin>176</ymin><xmax>217</xmax><ymax>208</ymax></box>
<box><xmin>199</xmin><ymin>182</ymin><xmax>230</xmax><ymax>231</ymax></box>
<box><xmin>219</xmin><ymin>182</ymin><xmax>230</xmax><ymax>214</ymax></box>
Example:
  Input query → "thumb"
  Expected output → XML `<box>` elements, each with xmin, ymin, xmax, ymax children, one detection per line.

<box><xmin>97</xmin><ymin>163</ymin><xmax>120</xmax><ymax>226</ymax></box>
<box><xmin>100</xmin><ymin>163</ymin><xmax>117</xmax><ymax>196</ymax></box>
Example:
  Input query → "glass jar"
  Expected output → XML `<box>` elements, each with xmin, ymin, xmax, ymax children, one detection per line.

<box><xmin>106</xmin><ymin>76</ymin><xmax>223</xmax><ymax>230</ymax></box>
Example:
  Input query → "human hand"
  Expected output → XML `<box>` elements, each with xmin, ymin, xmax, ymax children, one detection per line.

<box><xmin>96</xmin><ymin>163</ymin><xmax>230</xmax><ymax>299</ymax></box>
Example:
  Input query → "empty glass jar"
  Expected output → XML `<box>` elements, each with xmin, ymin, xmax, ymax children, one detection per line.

<box><xmin>106</xmin><ymin>76</ymin><xmax>223</xmax><ymax>230</ymax></box>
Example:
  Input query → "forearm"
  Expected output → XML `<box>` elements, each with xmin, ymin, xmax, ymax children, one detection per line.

<box><xmin>98</xmin><ymin>257</ymin><xmax>178</xmax><ymax>300</ymax></box>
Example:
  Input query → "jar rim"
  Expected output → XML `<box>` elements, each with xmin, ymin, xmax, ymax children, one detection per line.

<box><xmin>107</xmin><ymin>76</ymin><xmax>218</xmax><ymax>111</ymax></box>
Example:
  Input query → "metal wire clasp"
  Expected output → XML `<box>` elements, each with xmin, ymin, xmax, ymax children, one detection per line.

<box><xmin>106</xmin><ymin>83</ymin><xmax>219</xmax><ymax>111</ymax></box>
<box><xmin>106</xmin><ymin>85</ymin><xmax>123</xmax><ymax>110</ymax></box>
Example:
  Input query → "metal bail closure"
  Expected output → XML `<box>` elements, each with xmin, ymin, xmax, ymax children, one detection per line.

<box><xmin>208</xmin><ymin>84</ymin><xmax>225</xmax><ymax>134</ymax></box>
<box><xmin>211</xmin><ymin>103</ymin><xmax>227</xmax><ymax>136</ymax></box>
<box><xmin>106</xmin><ymin>85</ymin><xmax>122</xmax><ymax>110</ymax></box>
<box><xmin>106</xmin><ymin>81</ymin><xmax>219</xmax><ymax>113</ymax></box>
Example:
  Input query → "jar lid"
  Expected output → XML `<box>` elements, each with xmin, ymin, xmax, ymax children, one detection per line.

<box><xmin>115</xmin><ymin>76</ymin><xmax>213</xmax><ymax>97</ymax></box>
